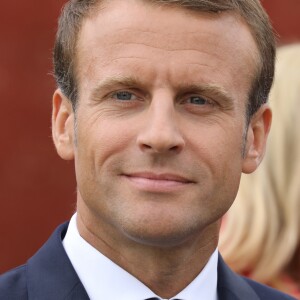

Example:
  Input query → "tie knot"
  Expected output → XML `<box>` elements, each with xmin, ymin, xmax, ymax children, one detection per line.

<box><xmin>145</xmin><ymin>298</ymin><xmax>182</xmax><ymax>300</ymax></box>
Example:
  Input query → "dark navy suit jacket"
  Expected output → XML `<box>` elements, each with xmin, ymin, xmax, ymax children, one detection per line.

<box><xmin>0</xmin><ymin>223</ymin><xmax>296</xmax><ymax>300</ymax></box>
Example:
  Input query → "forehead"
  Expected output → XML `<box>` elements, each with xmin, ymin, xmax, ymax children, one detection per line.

<box><xmin>76</xmin><ymin>0</ymin><xmax>259</xmax><ymax>101</ymax></box>
<box><xmin>79</xmin><ymin>0</ymin><xmax>257</xmax><ymax>52</ymax></box>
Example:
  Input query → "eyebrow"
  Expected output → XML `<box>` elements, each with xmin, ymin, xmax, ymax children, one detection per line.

<box><xmin>177</xmin><ymin>83</ymin><xmax>235</xmax><ymax>107</ymax></box>
<box><xmin>90</xmin><ymin>76</ymin><xmax>234</xmax><ymax>106</ymax></box>
<box><xmin>90</xmin><ymin>76</ymin><xmax>143</xmax><ymax>101</ymax></box>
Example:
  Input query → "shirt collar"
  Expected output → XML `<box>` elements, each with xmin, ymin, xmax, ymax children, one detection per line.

<box><xmin>63</xmin><ymin>214</ymin><xmax>218</xmax><ymax>300</ymax></box>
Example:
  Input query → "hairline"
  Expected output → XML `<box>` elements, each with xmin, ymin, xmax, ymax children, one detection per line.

<box><xmin>56</xmin><ymin>0</ymin><xmax>273</xmax><ymax>120</ymax></box>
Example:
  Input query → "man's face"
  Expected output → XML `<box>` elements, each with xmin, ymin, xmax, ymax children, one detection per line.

<box><xmin>54</xmin><ymin>0</ymin><xmax>267</xmax><ymax>247</ymax></box>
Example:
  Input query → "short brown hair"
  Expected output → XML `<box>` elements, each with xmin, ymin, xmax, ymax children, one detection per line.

<box><xmin>53</xmin><ymin>0</ymin><xmax>276</xmax><ymax>116</ymax></box>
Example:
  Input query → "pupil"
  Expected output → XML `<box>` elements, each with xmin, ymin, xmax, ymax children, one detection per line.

<box><xmin>191</xmin><ymin>97</ymin><xmax>205</xmax><ymax>104</ymax></box>
<box><xmin>117</xmin><ymin>92</ymin><xmax>131</xmax><ymax>100</ymax></box>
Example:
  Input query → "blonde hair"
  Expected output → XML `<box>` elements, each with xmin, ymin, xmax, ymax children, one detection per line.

<box><xmin>219</xmin><ymin>44</ymin><xmax>300</xmax><ymax>287</ymax></box>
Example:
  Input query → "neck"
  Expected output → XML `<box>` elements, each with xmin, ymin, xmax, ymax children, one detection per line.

<box><xmin>76</xmin><ymin>211</ymin><xmax>219</xmax><ymax>298</ymax></box>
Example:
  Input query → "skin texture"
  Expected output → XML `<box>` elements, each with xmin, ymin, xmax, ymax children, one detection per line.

<box><xmin>52</xmin><ymin>0</ymin><xmax>272</xmax><ymax>297</ymax></box>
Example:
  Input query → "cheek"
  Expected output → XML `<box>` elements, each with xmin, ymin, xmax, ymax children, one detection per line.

<box><xmin>190</xmin><ymin>121</ymin><xmax>245</xmax><ymax>164</ymax></box>
<box><xmin>188</xmin><ymin>122</ymin><xmax>245</xmax><ymax>197</ymax></box>
<box><xmin>75</xmin><ymin>118</ymin><xmax>137</xmax><ymax>175</ymax></box>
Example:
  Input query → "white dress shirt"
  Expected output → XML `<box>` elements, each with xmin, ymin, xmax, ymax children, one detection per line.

<box><xmin>63</xmin><ymin>214</ymin><xmax>218</xmax><ymax>300</ymax></box>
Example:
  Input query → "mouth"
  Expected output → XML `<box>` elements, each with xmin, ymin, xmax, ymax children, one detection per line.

<box><xmin>122</xmin><ymin>172</ymin><xmax>195</xmax><ymax>192</ymax></box>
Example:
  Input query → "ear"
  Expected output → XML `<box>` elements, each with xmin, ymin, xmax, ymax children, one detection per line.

<box><xmin>52</xmin><ymin>89</ymin><xmax>75</xmax><ymax>160</ymax></box>
<box><xmin>242</xmin><ymin>104</ymin><xmax>272</xmax><ymax>174</ymax></box>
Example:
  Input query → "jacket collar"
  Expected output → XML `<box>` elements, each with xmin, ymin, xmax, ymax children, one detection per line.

<box><xmin>27</xmin><ymin>222</ymin><xmax>89</xmax><ymax>300</ymax></box>
<box><xmin>26</xmin><ymin>222</ymin><xmax>260</xmax><ymax>300</ymax></box>
<box><xmin>217</xmin><ymin>254</ymin><xmax>260</xmax><ymax>300</ymax></box>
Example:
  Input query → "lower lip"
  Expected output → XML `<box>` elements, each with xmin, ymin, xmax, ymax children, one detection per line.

<box><xmin>123</xmin><ymin>176</ymin><xmax>192</xmax><ymax>193</ymax></box>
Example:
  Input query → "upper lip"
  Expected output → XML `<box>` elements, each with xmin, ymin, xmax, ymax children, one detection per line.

<box><xmin>123</xmin><ymin>172</ymin><xmax>195</xmax><ymax>183</ymax></box>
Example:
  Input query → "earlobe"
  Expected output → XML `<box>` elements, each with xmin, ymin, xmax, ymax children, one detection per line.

<box><xmin>52</xmin><ymin>89</ymin><xmax>75</xmax><ymax>160</ymax></box>
<box><xmin>242</xmin><ymin>104</ymin><xmax>272</xmax><ymax>174</ymax></box>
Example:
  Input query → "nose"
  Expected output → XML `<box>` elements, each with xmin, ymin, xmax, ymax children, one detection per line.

<box><xmin>136</xmin><ymin>95</ymin><xmax>185</xmax><ymax>154</ymax></box>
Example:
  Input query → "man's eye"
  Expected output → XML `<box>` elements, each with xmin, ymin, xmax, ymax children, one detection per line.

<box><xmin>113</xmin><ymin>91</ymin><xmax>136</xmax><ymax>101</ymax></box>
<box><xmin>188</xmin><ymin>96</ymin><xmax>209</xmax><ymax>105</ymax></box>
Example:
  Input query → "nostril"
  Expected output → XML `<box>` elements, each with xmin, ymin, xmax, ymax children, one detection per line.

<box><xmin>170</xmin><ymin>145</ymin><xmax>179</xmax><ymax>151</ymax></box>
<box><xmin>141</xmin><ymin>144</ymin><xmax>152</xmax><ymax>150</ymax></box>
<box><xmin>136</xmin><ymin>122</ymin><xmax>185</xmax><ymax>153</ymax></box>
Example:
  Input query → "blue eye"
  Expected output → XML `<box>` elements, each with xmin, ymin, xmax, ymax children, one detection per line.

<box><xmin>113</xmin><ymin>91</ymin><xmax>135</xmax><ymax>101</ymax></box>
<box><xmin>189</xmin><ymin>96</ymin><xmax>208</xmax><ymax>105</ymax></box>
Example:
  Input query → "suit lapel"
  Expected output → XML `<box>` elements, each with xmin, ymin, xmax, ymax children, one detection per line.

<box><xmin>26</xmin><ymin>223</ymin><xmax>90</xmax><ymax>300</ymax></box>
<box><xmin>217</xmin><ymin>254</ymin><xmax>260</xmax><ymax>300</ymax></box>
<box><xmin>25</xmin><ymin>223</ymin><xmax>263</xmax><ymax>300</ymax></box>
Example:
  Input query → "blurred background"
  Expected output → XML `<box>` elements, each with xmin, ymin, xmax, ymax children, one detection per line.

<box><xmin>0</xmin><ymin>0</ymin><xmax>300</xmax><ymax>273</ymax></box>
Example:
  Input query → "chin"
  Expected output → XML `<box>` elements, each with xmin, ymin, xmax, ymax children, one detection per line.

<box><xmin>119</xmin><ymin>218</ymin><xmax>205</xmax><ymax>248</ymax></box>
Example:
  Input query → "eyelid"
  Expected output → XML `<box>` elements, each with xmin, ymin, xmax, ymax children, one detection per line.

<box><xmin>107</xmin><ymin>88</ymin><xmax>138</xmax><ymax>98</ymax></box>
<box><xmin>106</xmin><ymin>88</ymin><xmax>150</xmax><ymax>105</ymax></box>
<box><xmin>181</xmin><ymin>93</ymin><xmax>215</xmax><ymax>105</ymax></box>
<box><xmin>111</xmin><ymin>90</ymin><xmax>137</xmax><ymax>100</ymax></box>
<box><xmin>191</xmin><ymin>95</ymin><xmax>212</xmax><ymax>102</ymax></box>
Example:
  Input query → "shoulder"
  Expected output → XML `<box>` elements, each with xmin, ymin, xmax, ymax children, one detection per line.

<box><xmin>243</xmin><ymin>277</ymin><xmax>297</xmax><ymax>299</ymax></box>
<box><xmin>217</xmin><ymin>254</ymin><xmax>296</xmax><ymax>299</ymax></box>
<box><xmin>0</xmin><ymin>222</ymin><xmax>70</xmax><ymax>300</ymax></box>
<box><xmin>0</xmin><ymin>264</ymin><xmax>28</xmax><ymax>299</ymax></box>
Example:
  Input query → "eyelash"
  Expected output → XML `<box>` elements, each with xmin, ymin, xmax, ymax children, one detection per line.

<box><xmin>111</xmin><ymin>91</ymin><xmax>137</xmax><ymax>101</ymax></box>
<box><xmin>183</xmin><ymin>95</ymin><xmax>214</xmax><ymax>106</ymax></box>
